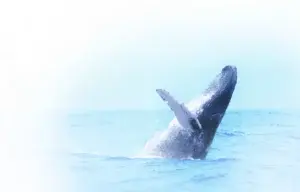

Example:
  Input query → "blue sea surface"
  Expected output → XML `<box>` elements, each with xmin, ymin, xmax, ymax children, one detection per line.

<box><xmin>68</xmin><ymin>110</ymin><xmax>300</xmax><ymax>192</ymax></box>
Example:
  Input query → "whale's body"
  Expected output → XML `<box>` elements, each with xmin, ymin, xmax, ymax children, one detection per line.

<box><xmin>143</xmin><ymin>65</ymin><xmax>238</xmax><ymax>159</ymax></box>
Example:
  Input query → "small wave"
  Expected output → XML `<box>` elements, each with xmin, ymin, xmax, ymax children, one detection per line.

<box><xmin>70</xmin><ymin>152</ymin><xmax>237</xmax><ymax>164</ymax></box>
<box><xmin>102</xmin><ymin>156</ymin><xmax>136</xmax><ymax>161</ymax></box>
<box><xmin>217</xmin><ymin>130</ymin><xmax>245</xmax><ymax>137</ymax></box>
<box><xmin>70</xmin><ymin>152</ymin><xmax>165</xmax><ymax>162</ymax></box>
<box><xmin>133</xmin><ymin>154</ymin><xmax>237</xmax><ymax>163</ymax></box>
<box><xmin>191</xmin><ymin>173</ymin><xmax>227</xmax><ymax>182</ymax></box>
<box><xmin>70</xmin><ymin>152</ymin><xmax>135</xmax><ymax>161</ymax></box>
<box><xmin>210</xmin><ymin>147</ymin><xmax>220</xmax><ymax>152</ymax></box>
<box><xmin>289</xmin><ymin>136</ymin><xmax>300</xmax><ymax>140</ymax></box>
<box><xmin>204</xmin><ymin>157</ymin><xmax>238</xmax><ymax>163</ymax></box>
<box><xmin>133</xmin><ymin>154</ymin><xmax>164</xmax><ymax>159</ymax></box>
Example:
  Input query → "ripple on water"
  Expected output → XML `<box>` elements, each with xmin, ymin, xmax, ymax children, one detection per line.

<box><xmin>204</xmin><ymin>157</ymin><xmax>238</xmax><ymax>163</ymax></box>
<box><xmin>217</xmin><ymin>130</ymin><xmax>245</xmax><ymax>137</ymax></box>
<box><xmin>191</xmin><ymin>173</ymin><xmax>227</xmax><ymax>183</ymax></box>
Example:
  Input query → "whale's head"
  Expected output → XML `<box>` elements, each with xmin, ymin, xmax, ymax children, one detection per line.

<box><xmin>200</xmin><ymin>65</ymin><xmax>237</xmax><ymax>117</ymax></box>
<box><xmin>195</xmin><ymin>65</ymin><xmax>237</xmax><ymax>158</ymax></box>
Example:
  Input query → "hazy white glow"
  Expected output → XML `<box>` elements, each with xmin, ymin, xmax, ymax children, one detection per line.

<box><xmin>0</xmin><ymin>0</ymin><xmax>300</xmax><ymax>191</ymax></box>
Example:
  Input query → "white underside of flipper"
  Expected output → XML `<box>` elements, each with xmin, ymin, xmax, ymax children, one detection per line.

<box><xmin>156</xmin><ymin>89</ymin><xmax>201</xmax><ymax>131</ymax></box>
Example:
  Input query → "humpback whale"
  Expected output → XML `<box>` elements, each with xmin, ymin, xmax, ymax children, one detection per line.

<box><xmin>143</xmin><ymin>65</ymin><xmax>237</xmax><ymax>159</ymax></box>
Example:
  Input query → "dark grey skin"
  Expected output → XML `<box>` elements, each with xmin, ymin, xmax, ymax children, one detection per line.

<box><xmin>143</xmin><ymin>65</ymin><xmax>237</xmax><ymax>160</ymax></box>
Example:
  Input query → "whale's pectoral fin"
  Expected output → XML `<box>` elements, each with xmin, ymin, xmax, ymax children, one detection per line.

<box><xmin>156</xmin><ymin>89</ymin><xmax>201</xmax><ymax>131</ymax></box>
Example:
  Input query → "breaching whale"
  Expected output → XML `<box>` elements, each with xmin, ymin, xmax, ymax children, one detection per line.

<box><xmin>143</xmin><ymin>65</ymin><xmax>237</xmax><ymax>159</ymax></box>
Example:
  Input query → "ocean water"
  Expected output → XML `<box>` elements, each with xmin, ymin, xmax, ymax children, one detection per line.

<box><xmin>67</xmin><ymin>110</ymin><xmax>300</xmax><ymax>192</ymax></box>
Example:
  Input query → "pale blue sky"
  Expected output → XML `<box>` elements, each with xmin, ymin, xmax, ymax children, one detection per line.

<box><xmin>68</xmin><ymin>40</ymin><xmax>300</xmax><ymax>110</ymax></box>
<box><xmin>1</xmin><ymin>0</ymin><xmax>299</xmax><ymax>111</ymax></box>
<box><xmin>66</xmin><ymin>6</ymin><xmax>300</xmax><ymax>110</ymax></box>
